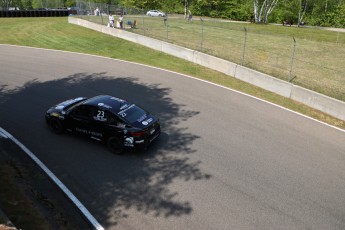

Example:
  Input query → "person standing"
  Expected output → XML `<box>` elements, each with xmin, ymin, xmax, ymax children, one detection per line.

<box><xmin>94</xmin><ymin>7</ymin><xmax>99</xmax><ymax>16</ymax></box>
<box><xmin>119</xmin><ymin>15</ymin><xmax>124</xmax><ymax>29</ymax></box>
<box><xmin>163</xmin><ymin>13</ymin><xmax>168</xmax><ymax>27</ymax></box>
<box><xmin>109</xmin><ymin>13</ymin><xmax>114</xmax><ymax>27</ymax></box>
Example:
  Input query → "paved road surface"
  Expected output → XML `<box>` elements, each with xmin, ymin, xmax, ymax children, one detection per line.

<box><xmin>1</xmin><ymin>45</ymin><xmax>345</xmax><ymax>230</ymax></box>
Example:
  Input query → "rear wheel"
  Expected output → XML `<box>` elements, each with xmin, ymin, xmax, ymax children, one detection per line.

<box><xmin>49</xmin><ymin>118</ymin><xmax>64</xmax><ymax>134</ymax></box>
<box><xmin>107</xmin><ymin>136</ymin><xmax>124</xmax><ymax>154</ymax></box>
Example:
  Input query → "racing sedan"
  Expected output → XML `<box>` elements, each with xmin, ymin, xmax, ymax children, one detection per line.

<box><xmin>45</xmin><ymin>95</ymin><xmax>161</xmax><ymax>154</ymax></box>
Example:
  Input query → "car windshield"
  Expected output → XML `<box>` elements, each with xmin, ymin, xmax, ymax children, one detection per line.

<box><xmin>118</xmin><ymin>104</ymin><xmax>147</xmax><ymax>124</ymax></box>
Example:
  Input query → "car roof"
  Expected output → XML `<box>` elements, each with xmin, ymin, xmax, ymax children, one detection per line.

<box><xmin>82</xmin><ymin>95</ymin><xmax>131</xmax><ymax>114</ymax></box>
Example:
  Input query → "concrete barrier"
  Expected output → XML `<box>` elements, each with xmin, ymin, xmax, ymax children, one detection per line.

<box><xmin>235</xmin><ymin>65</ymin><xmax>293</xmax><ymax>98</ymax></box>
<box><xmin>88</xmin><ymin>21</ymin><xmax>102</xmax><ymax>32</ymax></box>
<box><xmin>161</xmin><ymin>43</ymin><xmax>194</xmax><ymax>62</ymax></box>
<box><xmin>68</xmin><ymin>17</ymin><xmax>345</xmax><ymax>121</ymax></box>
<box><xmin>136</xmin><ymin>35</ymin><xmax>163</xmax><ymax>52</ymax></box>
<box><xmin>194</xmin><ymin>51</ymin><xmax>237</xmax><ymax>77</ymax></box>
<box><xmin>291</xmin><ymin>86</ymin><xmax>345</xmax><ymax>121</ymax></box>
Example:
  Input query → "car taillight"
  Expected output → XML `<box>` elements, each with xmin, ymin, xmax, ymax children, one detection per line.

<box><xmin>129</xmin><ymin>131</ymin><xmax>146</xmax><ymax>137</ymax></box>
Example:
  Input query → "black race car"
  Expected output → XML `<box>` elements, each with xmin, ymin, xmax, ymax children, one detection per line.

<box><xmin>45</xmin><ymin>95</ymin><xmax>160</xmax><ymax>154</ymax></box>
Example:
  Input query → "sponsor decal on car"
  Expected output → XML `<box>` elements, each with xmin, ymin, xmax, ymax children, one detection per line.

<box><xmin>150</xmin><ymin>128</ymin><xmax>155</xmax><ymax>134</ymax></box>
<box><xmin>98</xmin><ymin>103</ymin><xmax>112</xmax><ymax>109</ymax></box>
<box><xmin>135</xmin><ymin>140</ymin><xmax>145</xmax><ymax>144</ymax></box>
<box><xmin>93</xmin><ymin>110</ymin><xmax>107</xmax><ymax>121</ymax></box>
<box><xmin>51</xmin><ymin>112</ymin><xmax>65</xmax><ymax>120</ymax></box>
<box><xmin>120</xmin><ymin>104</ymin><xmax>130</xmax><ymax>110</ymax></box>
<box><xmin>118</xmin><ymin>104</ymin><xmax>135</xmax><ymax>117</ymax></box>
<box><xmin>124</xmin><ymin>137</ymin><xmax>134</xmax><ymax>147</ymax></box>
<box><xmin>142</xmin><ymin>118</ymin><xmax>153</xmax><ymax>126</ymax></box>
<box><xmin>76</xmin><ymin>128</ymin><xmax>102</xmax><ymax>137</ymax></box>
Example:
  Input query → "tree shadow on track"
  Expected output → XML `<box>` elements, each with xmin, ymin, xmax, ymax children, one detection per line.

<box><xmin>0</xmin><ymin>72</ymin><xmax>211</xmax><ymax>228</ymax></box>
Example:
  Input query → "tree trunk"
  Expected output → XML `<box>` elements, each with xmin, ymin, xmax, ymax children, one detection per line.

<box><xmin>298</xmin><ymin>0</ymin><xmax>308</xmax><ymax>26</ymax></box>
<box><xmin>184</xmin><ymin>0</ymin><xmax>188</xmax><ymax>19</ymax></box>
<box><xmin>254</xmin><ymin>0</ymin><xmax>279</xmax><ymax>24</ymax></box>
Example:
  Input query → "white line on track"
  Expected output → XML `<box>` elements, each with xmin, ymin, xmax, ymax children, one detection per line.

<box><xmin>0</xmin><ymin>130</ymin><xmax>8</xmax><ymax>139</ymax></box>
<box><xmin>0</xmin><ymin>127</ymin><xmax>105</xmax><ymax>230</ymax></box>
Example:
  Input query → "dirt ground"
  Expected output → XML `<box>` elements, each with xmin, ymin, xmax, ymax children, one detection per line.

<box><xmin>0</xmin><ymin>137</ymin><xmax>92</xmax><ymax>230</ymax></box>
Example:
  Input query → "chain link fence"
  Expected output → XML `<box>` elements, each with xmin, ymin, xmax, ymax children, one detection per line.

<box><xmin>74</xmin><ymin>0</ymin><xmax>345</xmax><ymax>102</ymax></box>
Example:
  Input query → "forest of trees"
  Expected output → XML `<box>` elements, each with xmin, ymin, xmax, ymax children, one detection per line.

<box><xmin>1</xmin><ymin>0</ymin><xmax>345</xmax><ymax>28</ymax></box>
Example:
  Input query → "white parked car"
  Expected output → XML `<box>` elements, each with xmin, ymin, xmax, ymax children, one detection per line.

<box><xmin>146</xmin><ymin>10</ymin><xmax>165</xmax><ymax>17</ymax></box>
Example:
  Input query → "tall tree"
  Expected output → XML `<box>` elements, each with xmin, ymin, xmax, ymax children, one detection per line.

<box><xmin>254</xmin><ymin>0</ymin><xmax>279</xmax><ymax>23</ymax></box>
<box><xmin>1</xmin><ymin>0</ymin><xmax>14</xmax><ymax>9</ymax></box>
<box><xmin>21</xmin><ymin>0</ymin><xmax>33</xmax><ymax>9</ymax></box>
<box><xmin>298</xmin><ymin>0</ymin><xmax>308</xmax><ymax>26</ymax></box>
<box><xmin>118</xmin><ymin>0</ymin><xmax>161</xmax><ymax>10</ymax></box>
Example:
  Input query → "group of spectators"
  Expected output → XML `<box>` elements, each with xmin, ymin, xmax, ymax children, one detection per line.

<box><xmin>105</xmin><ymin>9</ymin><xmax>193</xmax><ymax>29</ymax></box>
<box><xmin>92</xmin><ymin>7</ymin><xmax>125</xmax><ymax>29</ymax></box>
<box><xmin>108</xmin><ymin>13</ymin><xmax>124</xmax><ymax>29</ymax></box>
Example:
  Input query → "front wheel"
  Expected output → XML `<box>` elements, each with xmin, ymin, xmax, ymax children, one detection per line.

<box><xmin>49</xmin><ymin>118</ymin><xmax>64</xmax><ymax>134</ymax></box>
<box><xmin>107</xmin><ymin>136</ymin><xmax>124</xmax><ymax>154</ymax></box>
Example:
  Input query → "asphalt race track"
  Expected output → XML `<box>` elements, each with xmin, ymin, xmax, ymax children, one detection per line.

<box><xmin>1</xmin><ymin>45</ymin><xmax>345</xmax><ymax>230</ymax></box>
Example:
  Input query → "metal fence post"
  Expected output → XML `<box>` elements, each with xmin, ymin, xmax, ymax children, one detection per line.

<box><xmin>166</xmin><ymin>16</ymin><xmax>169</xmax><ymax>42</ymax></box>
<box><xmin>200</xmin><ymin>18</ymin><xmax>204</xmax><ymax>51</ymax></box>
<box><xmin>142</xmin><ymin>10</ymin><xmax>145</xmax><ymax>36</ymax></box>
<box><xmin>289</xmin><ymin>36</ymin><xmax>296</xmax><ymax>82</ymax></box>
<box><xmin>242</xmin><ymin>26</ymin><xmax>248</xmax><ymax>66</ymax></box>
<box><xmin>100</xmin><ymin>5</ymin><xmax>103</xmax><ymax>25</ymax></box>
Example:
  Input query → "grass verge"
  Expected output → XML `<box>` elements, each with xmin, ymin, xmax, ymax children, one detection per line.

<box><xmin>0</xmin><ymin>17</ymin><xmax>344</xmax><ymax>130</ymax></box>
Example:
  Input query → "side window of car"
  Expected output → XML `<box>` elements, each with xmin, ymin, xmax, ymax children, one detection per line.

<box><xmin>71</xmin><ymin>105</ymin><xmax>93</xmax><ymax>119</ymax></box>
<box><xmin>105</xmin><ymin>112</ymin><xmax>117</xmax><ymax>124</ymax></box>
<box><xmin>106</xmin><ymin>112</ymin><xmax>127</xmax><ymax>128</ymax></box>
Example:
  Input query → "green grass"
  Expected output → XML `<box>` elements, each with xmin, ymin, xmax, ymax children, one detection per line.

<box><xmin>83</xmin><ymin>14</ymin><xmax>345</xmax><ymax>101</ymax></box>
<box><xmin>0</xmin><ymin>17</ymin><xmax>344</xmax><ymax>130</ymax></box>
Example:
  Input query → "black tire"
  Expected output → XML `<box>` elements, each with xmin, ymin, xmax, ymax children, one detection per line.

<box><xmin>107</xmin><ymin>136</ymin><xmax>124</xmax><ymax>154</ymax></box>
<box><xmin>49</xmin><ymin>118</ymin><xmax>64</xmax><ymax>134</ymax></box>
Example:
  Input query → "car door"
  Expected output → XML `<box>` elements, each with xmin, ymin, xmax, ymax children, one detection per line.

<box><xmin>67</xmin><ymin>105</ymin><xmax>97</xmax><ymax>138</ymax></box>
<box><xmin>91</xmin><ymin>109</ymin><xmax>126</xmax><ymax>141</ymax></box>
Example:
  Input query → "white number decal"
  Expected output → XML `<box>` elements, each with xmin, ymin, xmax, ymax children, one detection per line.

<box><xmin>97</xmin><ymin>110</ymin><xmax>105</xmax><ymax>119</ymax></box>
